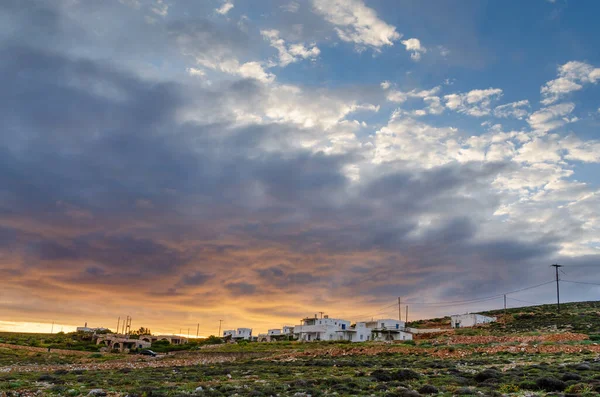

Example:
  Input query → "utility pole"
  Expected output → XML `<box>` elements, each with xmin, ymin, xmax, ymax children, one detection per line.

<box><xmin>319</xmin><ymin>311</ymin><xmax>324</xmax><ymax>319</ymax></box>
<box><xmin>218</xmin><ymin>320</ymin><xmax>223</xmax><ymax>336</ymax></box>
<box><xmin>398</xmin><ymin>297</ymin><xmax>402</xmax><ymax>322</ymax></box>
<box><xmin>405</xmin><ymin>305</ymin><xmax>408</xmax><ymax>323</ymax></box>
<box><xmin>196</xmin><ymin>323</ymin><xmax>199</xmax><ymax>338</ymax></box>
<box><xmin>552</xmin><ymin>264</ymin><xmax>562</xmax><ymax>313</ymax></box>
<box><xmin>503</xmin><ymin>295</ymin><xmax>507</xmax><ymax>324</ymax></box>
<box><xmin>116</xmin><ymin>317</ymin><xmax>120</xmax><ymax>334</ymax></box>
<box><xmin>187</xmin><ymin>328</ymin><xmax>190</xmax><ymax>339</ymax></box>
<box><xmin>51</xmin><ymin>321</ymin><xmax>54</xmax><ymax>334</ymax></box>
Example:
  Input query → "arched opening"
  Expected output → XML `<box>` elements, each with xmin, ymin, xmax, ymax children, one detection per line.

<box><xmin>112</xmin><ymin>343</ymin><xmax>121</xmax><ymax>351</ymax></box>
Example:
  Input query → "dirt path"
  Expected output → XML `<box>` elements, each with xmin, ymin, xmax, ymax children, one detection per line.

<box><xmin>268</xmin><ymin>333</ymin><xmax>597</xmax><ymax>361</ymax></box>
<box><xmin>0</xmin><ymin>351</ymin><xmax>265</xmax><ymax>373</ymax></box>
<box><xmin>0</xmin><ymin>343</ymin><xmax>93</xmax><ymax>356</ymax></box>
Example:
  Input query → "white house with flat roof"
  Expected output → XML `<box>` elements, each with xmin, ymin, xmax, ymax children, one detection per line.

<box><xmin>294</xmin><ymin>315</ymin><xmax>351</xmax><ymax>341</ymax></box>
<box><xmin>223</xmin><ymin>328</ymin><xmax>253</xmax><ymax>340</ymax></box>
<box><xmin>282</xmin><ymin>325</ymin><xmax>294</xmax><ymax>335</ymax></box>
<box><xmin>450</xmin><ymin>313</ymin><xmax>496</xmax><ymax>328</ymax></box>
<box><xmin>366</xmin><ymin>319</ymin><xmax>412</xmax><ymax>341</ymax></box>
<box><xmin>336</xmin><ymin>322</ymin><xmax>372</xmax><ymax>342</ymax></box>
<box><xmin>76</xmin><ymin>323</ymin><xmax>109</xmax><ymax>333</ymax></box>
<box><xmin>335</xmin><ymin>319</ymin><xmax>412</xmax><ymax>342</ymax></box>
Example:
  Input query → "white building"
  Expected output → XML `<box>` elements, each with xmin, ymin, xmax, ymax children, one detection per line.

<box><xmin>331</xmin><ymin>319</ymin><xmax>413</xmax><ymax>342</ymax></box>
<box><xmin>336</xmin><ymin>322</ymin><xmax>372</xmax><ymax>342</ymax></box>
<box><xmin>367</xmin><ymin>319</ymin><xmax>413</xmax><ymax>341</ymax></box>
<box><xmin>450</xmin><ymin>313</ymin><xmax>496</xmax><ymax>328</ymax></box>
<box><xmin>294</xmin><ymin>315</ymin><xmax>351</xmax><ymax>341</ymax></box>
<box><xmin>223</xmin><ymin>329</ymin><xmax>236</xmax><ymax>338</ymax></box>
<box><xmin>258</xmin><ymin>326</ymin><xmax>296</xmax><ymax>342</ymax></box>
<box><xmin>282</xmin><ymin>325</ymin><xmax>294</xmax><ymax>335</ymax></box>
<box><xmin>223</xmin><ymin>328</ymin><xmax>253</xmax><ymax>340</ymax></box>
<box><xmin>76</xmin><ymin>323</ymin><xmax>109</xmax><ymax>333</ymax></box>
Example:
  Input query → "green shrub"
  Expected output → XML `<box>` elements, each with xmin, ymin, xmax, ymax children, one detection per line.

<box><xmin>565</xmin><ymin>383</ymin><xmax>593</xmax><ymax>394</ymax></box>
<box><xmin>498</xmin><ymin>384</ymin><xmax>519</xmax><ymax>393</ymax></box>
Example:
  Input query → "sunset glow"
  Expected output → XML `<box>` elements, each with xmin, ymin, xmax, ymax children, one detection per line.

<box><xmin>1</xmin><ymin>0</ymin><xmax>600</xmax><ymax>336</ymax></box>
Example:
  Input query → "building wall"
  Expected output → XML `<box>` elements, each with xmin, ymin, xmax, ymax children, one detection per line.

<box><xmin>282</xmin><ymin>326</ymin><xmax>294</xmax><ymax>335</ymax></box>
<box><xmin>451</xmin><ymin>314</ymin><xmax>496</xmax><ymax>328</ymax></box>
<box><xmin>352</xmin><ymin>323</ymin><xmax>372</xmax><ymax>342</ymax></box>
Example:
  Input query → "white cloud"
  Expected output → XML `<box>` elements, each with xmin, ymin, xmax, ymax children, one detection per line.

<box><xmin>312</xmin><ymin>0</ymin><xmax>401</xmax><ymax>49</ymax></box>
<box><xmin>386</xmin><ymin>86</ymin><xmax>440</xmax><ymax>103</ymax></box>
<box><xmin>281</xmin><ymin>1</ymin><xmax>300</xmax><ymax>12</ymax></box>
<box><xmin>261</xmin><ymin>30</ymin><xmax>320</xmax><ymax>67</ymax></box>
<box><xmin>444</xmin><ymin>88</ymin><xmax>503</xmax><ymax>117</ymax></box>
<box><xmin>527</xmin><ymin>102</ymin><xmax>575</xmax><ymax>132</ymax></box>
<box><xmin>541</xmin><ymin>61</ymin><xmax>600</xmax><ymax>104</ymax></box>
<box><xmin>237</xmin><ymin>62</ymin><xmax>275</xmax><ymax>83</ymax></box>
<box><xmin>380</xmin><ymin>81</ymin><xmax>391</xmax><ymax>90</ymax></box>
<box><xmin>373</xmin><ymin>116</ymin><xmax>458</xmax><ymax>167</ymax></box>
<box><xmin>493</xmin><ymin>100</ymin><xmax>530</xmax><ymax>119</ymax></box>
<box><xmin>118</xmin><ymin>0</ymin><xmax>141</xmax><ymax>9</ymax></box>
<box><xmin>216</xmin><ymin>1</ymin><xmax>234</xmax><ymax>15</ymax></box>
<box><xmin>560</xmin><ymin>134</ymin><xmax>600</xmax><ymax>163</ymax></box>
<box><xmin>401</xmin><ymin>38</ymin><xmax>426</xmax><ymax>62</ymax></box>
<box><xmin>423</xmin><ymin>96</ymin><xmax>444</xmax><ymax>115</ymax></box>
<box><xmin>186</xmin><ymin>67</ymin><xmax>205</xmax><ymax>77</ymax></box>
<box><xmin>514</xmin><ymin>135</ymin><xmax>563</xmax><ymax>164</ymax></box>
<box><xmin>151</xmin><ymin>0</ymin><xmax>168</xmax><ymax>16</ymax></box>
<box><xmin>196</xmin><ymin>55</ymin><xmax>275</xmax><ymax>83</ymax></box>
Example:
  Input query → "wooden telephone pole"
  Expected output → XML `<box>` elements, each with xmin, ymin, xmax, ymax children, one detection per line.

<box><xmin>552</xmin><ymin>264</ymin><xmax>562</xmax><ymax>313</ymax></box>
<box><xmin>398</xmin><ymin>297</ymin><xmax>402</xmax><ymax>322</ymax></box>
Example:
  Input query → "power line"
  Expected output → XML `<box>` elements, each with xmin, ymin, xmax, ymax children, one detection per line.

<box><xmin>347</xmin><ymin>279</ymin><xmax>555</xmax><ymax>321</ymax></box>
<box><xmin>562</xmin><ymin>280</ymin><xmax>600</xmax><ymax>286</ymax></box>
<box><xmin>507</xmin><ymin>297</ymin><xmax>545</xmax><ymax>306</ymax></box>
<box><xmin>402</xmin><ymin>280</ymin><xmax>555</xmax><ymax>306</ymax></box>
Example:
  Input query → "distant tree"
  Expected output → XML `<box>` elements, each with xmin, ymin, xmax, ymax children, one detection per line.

<box><xmin>131</xmin><ymin>327</ymin><xmax>152</xmax><ymax>336</ymax></box>
<box><xmin>203</xmin><ymin>335</ymin><xmax>223</xmax><ymax>345</ymax></box>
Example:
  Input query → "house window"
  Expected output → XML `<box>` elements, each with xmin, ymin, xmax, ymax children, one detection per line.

<box><xmin>360</xmin><ymin>334</ymin><xmax>363</xmax><ymax>340</ymax></box>
<box><xmin>342</xmin><ymin>324</ymin><xmax>346</xmax><ymax>330</ymax></box>
<box><xmin>396</xmin><ymin>324</ymin><xmax>399</xmax><ymax>329</ymax></box>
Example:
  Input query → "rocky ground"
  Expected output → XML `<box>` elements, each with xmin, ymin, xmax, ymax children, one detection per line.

<box><xmin>2</xmin><ymin>332</ymin><xmax>600</xmax><ymax>396</ymax></box>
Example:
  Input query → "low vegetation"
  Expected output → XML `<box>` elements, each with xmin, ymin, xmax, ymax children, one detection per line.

<box><xmin>2</xmin><ymin>301</ymin><xmax>600</xmax><ymax>395</ymax></box>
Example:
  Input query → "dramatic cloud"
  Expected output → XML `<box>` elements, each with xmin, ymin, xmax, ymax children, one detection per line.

<box><xmin>312</xmin><ymin>0</ymin><xmax>401</xmax><ymax>49</ymax></box>
<box><xmin>1</xmin><ymin>0</ymin><xmax>600</xmax><ymax>335</ymax></box>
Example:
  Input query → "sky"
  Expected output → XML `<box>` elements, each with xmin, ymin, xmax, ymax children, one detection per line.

<box><xmin>1</xmin><ymin>0</ymin><xmax>600</xmax><ymax>337</ymax></box>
